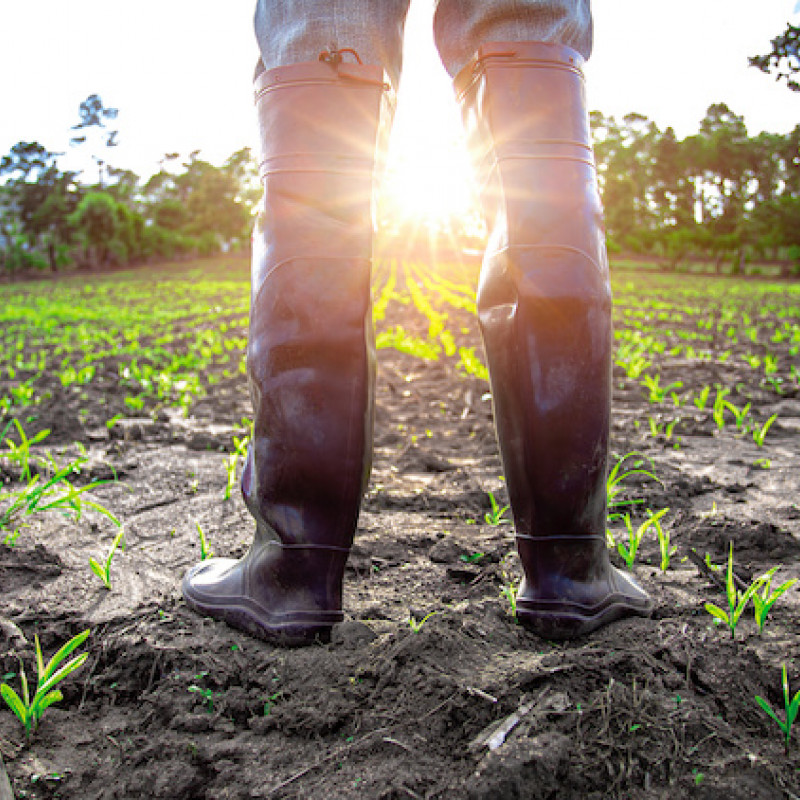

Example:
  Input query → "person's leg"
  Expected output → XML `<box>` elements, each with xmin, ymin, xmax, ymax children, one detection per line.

<box><xmin>433</xmin><ymin>0</ymin><xmax>592</xmax><ymax>78</ymax></box>
<box><xmin>255</xmin><ymin>0</ymin><xmax>411</xmax><ymax>89</ymax></box>
<box><xmin>437</xmin><ymin>4</ymin><xmax>652</xmax><ymax>639</ymax></box>
<box><xmin>182</xmin><ymin>3</ymin><xmax>407</xmax><ymax>644</ymax></box>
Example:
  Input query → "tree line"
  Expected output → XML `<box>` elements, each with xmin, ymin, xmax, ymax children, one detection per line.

<box><xmin>0</xmin><ymin>95</ymin><xmax>259</xmax><ymax>275</ymax></box>
<box><xmin>1</xmin><ymin>92</ymin><xmax>799</xmax><ymax>277</ymax></box>
<box><xmin>591</xmin><ymin>103</ymin><xmax>800</xmax><ymax>275</ymax></box>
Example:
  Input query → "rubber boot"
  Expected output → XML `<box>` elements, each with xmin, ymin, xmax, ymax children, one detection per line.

<box><xmin>455</xmin><ymin>42</ymin><xmax>652</xmax><ymax>639</ymax></box>
<box><xmin>182</xmin><ymin>53</ymin><xmax>386</xmax><ymax>645</ymax></box>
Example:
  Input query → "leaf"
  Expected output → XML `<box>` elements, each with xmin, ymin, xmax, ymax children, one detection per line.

<box><xmin>41</xmin><ymin>629</ymin><xmax>90</xmax><ymax>685</ymax></box>
<box><xmin>704</xmin><ymin>603</ymin><xmax>730</xmax><ymax>624</ymax></box>
<box><xmin>89</xmin><ymin>557</ymin><xmax>108</xmax><ymax>587</ymax></box>
<box><xmin>32</xmin><ymin>689</ymin><xmax>63</xmax><ymax>722</ymax></box>
<box><xmin>0</xmin><ymin>683</ymin><xmax>28</xmax><ymax>726</ymax></box>
<box><xmin>755</xmin><ymin>695</ymin><xmax>785</xmax><ymax>729</ymax></box>
<box><xmin>37</xmin><ymin>652</ymin><xmax>88</xmax><ymax>699</ymax></box>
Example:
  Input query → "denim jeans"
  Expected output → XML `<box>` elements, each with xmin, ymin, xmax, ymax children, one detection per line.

<box><xmin>254</xmin><ymin>0</ymin><xmax>592</xmax><ymax>88</ymax></box>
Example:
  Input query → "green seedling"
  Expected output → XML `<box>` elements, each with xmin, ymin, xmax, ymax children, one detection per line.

<box><xmin>606</xmin><ymin>452</ymin><xmax>660</xmax><ymax>515</ymax></box>
<box><xmin>460</xmin><ymin>552</ymin><xmax>485</xmax><ymax>564</ymax></box>
<box><xmin>724</xmin><ymin>400</ymin><xmax>751</xmax><ymax>432</ymax></box>
<box><xmin>188</xmin><ymin>684</ymin><xmax>217</xmax><ymax>713</ymax></box>
<box><xmin>88</xmin><ymin>529</ymin><xmax>126</xmax><ymax>590</ymax></box>
<box><xmin>1</xmin><ymin>629</ymin><xmax>90</xmax><ymax>738</ymax></box>
<box><xmin>485</xmin><ymin>491</ymin><xmax>510</xmax><ymax>526</ymax></box>
<box><xmin>641</xmin><ymin>374</ymin><xmax>682</xmax><ymax>404</ymax></box>
<box><xmin>648</xmin><ymin>508</ymin><xmax>674</xmax><ymax>571</ymax></box>
<box><xmin>1</xmin><ymin>419</ymin><xmax>50</xmax><ymax>482</ymax></box>
<box><xmin>610</xmin><ymin>508</ymin><xmax>668</xmax><ymax>569</ymax></box>
<box><xmin>753</xmin><ymin>414</ymin><xmax>778</xmax><ymax>447</ymax></box>
<box><xmin>703</xmin><ymin>543</ymin><xmax>763</xmax><ymax>640</ymax></box>
<box><xmin>1</xmin><ymin>457</ymin><xmax>120</xmax><ymax>539</ymax></box>
<box><xmin>693</xmin><ymin>385</ymin><xmax>711</xmax><ymax>410</ymax></box>
<box><xmin>712</xmin><ymin>387</ymin><xmax>730</xmax><ymax>431</ymax></box>
<box><xmin>223</xmin><ymin>433</ymin><xmax>250</xmax><ymax>501</ymax></box>
<box><xmin>195</xmin><ymin>522</ymin><xmax>214</xmax><ymax>560</ymax></box>
<box><xmin>408</xmin><ymin>610</ymin><xmax>439</xmax><ymax>633</ymax></box>
<box><xmin>500</xmin><ymin>575</ymin><xmax>519</xmax><ymax>621</ymax></box>
<box><xmin>755</xmin><ymin>664</ymin><xmax>800</xmax><ymax>754</ymax></box>
<box><xmin>752</xmin><ymin>568</ymin><xmax>796</xmax><ymax>633</ymax></box>
<box><xmin>753</xmin><ymin>457</ymin><xmax>772</xmax><ymax>469</ymax></box>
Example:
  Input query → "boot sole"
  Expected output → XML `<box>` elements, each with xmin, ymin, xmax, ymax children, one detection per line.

<box><xmin>516</xmin><ymin>595</ymin><xmax>653</xmax><ymax>640</ymax></box>
<box><xmin>182</xmin><ymin>576</ymin><xmax>341</xmax><ymax>647</ymax></box>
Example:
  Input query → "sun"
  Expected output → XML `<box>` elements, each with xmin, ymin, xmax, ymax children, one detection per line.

<box><xmin>374</xmin><ymin>0</ymin><xmax>484</xmax><ymax>244</ymax></box>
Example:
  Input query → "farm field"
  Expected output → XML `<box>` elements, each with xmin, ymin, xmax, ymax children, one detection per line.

<box><xmin>1</xmin><ymin>255</ymin><xmax>800</xmax><ymax>798</ymax></box>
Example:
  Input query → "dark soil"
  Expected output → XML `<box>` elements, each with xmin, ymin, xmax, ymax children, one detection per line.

<box><xmin>1</xmin><ymin>260</ymin><xmax>799</xmax><ymax>799</ymax></box>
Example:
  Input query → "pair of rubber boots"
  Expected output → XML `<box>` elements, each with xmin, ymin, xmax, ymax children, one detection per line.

<box><xmin>182</xmin><ymin>42</ymin><xmax>652</xmax><ymax>645</ymax></box>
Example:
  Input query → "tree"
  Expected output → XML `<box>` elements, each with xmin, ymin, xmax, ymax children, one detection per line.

<box><xmin>68</xmin><ymin>192</ymin><xmax>119</xmax><ymax>267</ymax></box>
<box><xmin>70</xmin><ymin>94</ymin><xmax>119</xmax><ymax>186</ymax></box>
<box><xmin>0</xmin><ymin>142</ymin><xmax>81</xmax><ymax>272</ymax></box>
<box><xmin>749</xmin><ymin>23</ymin><xmax>800</xmax><ymax>92</ymax></box>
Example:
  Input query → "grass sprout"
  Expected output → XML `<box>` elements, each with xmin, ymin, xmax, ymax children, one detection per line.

<box><xmin>703</xmin><ymin>543</ymin><xmax>762</xmax><ymax>640</ymax></box>
<box><xmin>88</xmin><ymin>529</ymin><xmax>126</xmax><ymax>590</ymax></box>
<box><xmin>0</xmin><ymin>629</ymin><xmax>90</xmax><ymax>738</ymax></box>
<box><xmin>753</xmin><ymin>413</ymin><xmax>778</xmax><ymax>447</ymax></box>
<box><xmin>407</xmin><ymin>610</ymin><xmax>439</xmax><ymax>633</ymax></box>
<box><xmin>484</xmin><ymin>491</ymin><xmax>510</xmax><ymax>526</ymax></box>
<box><xmin>755</xmin><ymin>664</ymin><xmax>800</xmax><ymax>754</ymax></box>
<box><xmin>606</xmin><ymin>452</ymin><xmax>661</xmax><ymax>515</ymax></box>
<box><xmin>196</xmin><ymin>522</ymin><xmax>213</xmax><ymax>561</ymax></box>
<box><xmin>752</xmin><ymin>568</ymin><xmax>797</xmax><ymax>633</ymax></box>
<box><xmin>1</xmin><ymin>457</ymin><xmax>120</xmax><ymax>541</ymax></box>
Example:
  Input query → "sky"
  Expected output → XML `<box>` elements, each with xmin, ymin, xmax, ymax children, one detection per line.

<box><xmin>0</xmin><ymin>0</ymin><xmax>798</xmax><ymax>219</ymax></box>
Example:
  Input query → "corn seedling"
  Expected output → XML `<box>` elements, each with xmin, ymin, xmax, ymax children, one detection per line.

<box><xmin>196</xmin><ymin>522</ymin><xmax>213</xmax><ymax>560</ymax></box>
<box><xmin>752</xmin><ymin>568</ymin><xmax>796</xmax><ymax>633</ymax></box>
<box><xmin>223</xmin><ymin>433</ymin><xmax>250</xmax><ymax>500</ymax></box>
<box><xmin>647</xmin><ymin>507</ymin><xmax>674</xmax><ymax>570</ymax></box>
<box><xmin>712</xmin><ymin>387</ymin><xmax>730</xmax><ymax>430</ymax></box>
<box><xmin>1</xmin><ymin>457</ymin><xmax>120</xmax><ymax>540</ymax></box>
<box><xmin>693</xmin><ymin>385</ymin><xmax>711</xmax><ymax>410</ymax></box>
<box><xmin>753</xmin><ymin>414</ymin><xmax>778</xmax><ymax>447</ymax></box>
<box><xmin>1</xmin><ymin>419</ymin><xmax>50</xmax><ymax>482</ymax></box>
<box><xmin>88</xmin><ymin>529</ymin><xmax>126</xmax><ymax>590</ymax></box>
<box><xmin>723</xmin><ymin>400</ymin><xmax>751</xmax><ymax>432</ymax></box>
<box><xmin>500</xmin><ymin>575</ymin><xmax>519</xmax><ymax>621</ymax></box>
<box><xmin>0</xmin><ymin>629</ymin><xmax>90</xmax><ymax>738</ymax></box>
<box><xmin>755</xmin><ymin>664</ymin><xmax>800</xmax><ymax>754</ymax></box>
<box><xmin>611</xmin><ymin>509</ymin><xmax>667</xmax><ymax>569</ymax></box>
<box><xmin>641</xmin><ymin>374</ymin><xmax>682</xmax><ymax>404</ymax></box>
<box><xmin>606</xmin><ymin>452</ymin><xmax>660</xmax><ymax>515</ymax></box>
<box><xmin>408</xmin><ymin>610</ymin><xmax>439</xmax><ymax>632</ymax></box>
<box><xmin>485</xmin><ymin>491</ymin><xmax>510</xmax><ymax>526</ymax></box>
<box><xmin>703</xmin><ymin>543</ymin><xmax>763</xmax><ymax>640</ymax></box>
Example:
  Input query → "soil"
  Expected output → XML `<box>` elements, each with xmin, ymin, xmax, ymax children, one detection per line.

<box><xmin>1</xmin><ymin>258</ymin><xmax>799</xmax><ymax>799</ymax></box>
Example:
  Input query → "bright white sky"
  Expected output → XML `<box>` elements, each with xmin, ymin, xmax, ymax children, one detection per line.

<box><xmin>1</xmin><ymin>0</ymin><xmax>798</xmax><ymax>220</ymax></box>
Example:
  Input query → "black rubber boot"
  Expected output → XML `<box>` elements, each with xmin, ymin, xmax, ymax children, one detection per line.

<box><xmin>455</xmin><ymin>42</ymin><xmax>652</xmax><ymax>639</ymax></box>
<box><xmin>182</xmin><ymin>54</ymin><xmax>386</xmax><ymax>645</ymax></box>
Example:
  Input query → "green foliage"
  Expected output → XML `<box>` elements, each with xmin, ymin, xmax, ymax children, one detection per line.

<box><xmin>703</xmin><ymin>543</ymin><xmax>763</xmax><ymax>640</ymax></box>
<box><xmin>755</xmin><ymin>664</ymin><xmax>800</xmax><ymax>754</ymax></box>
<box><xmin>753</xmin><ymin>413</ymin><xmax>778</xmax><ymax>446</ymax></box>
<box><xmin>88</xmin><ymin>529</ymin><xmax>126</xmax><ymax>590</ymax></box>
<box><xmin>1</xmin><ymin>629</ymin><xmax>90</xmax><ymax>738</ymax></box>
<box><xmin>484</xmin><ymin>491</ymin><xmax>510</xmax><ymax>526</ymax></box>
<box><xmin>407</xmin><ymin>611</ymin><xmax>439</xmax><ymax>633</ymax></box>
<box><xmin>196</xmin><ymin>522</ymin><xmax>213</xmax><ymax>561</ymax></box>
<box><xmin>0</xmin><ymin>423</ymin><xmax>120</xmax><ymax>540</ymax></box>
<box><xmin>752</xmin><ymin>568</ymin><xmax>797</xmax><ymax>633</ymax></box>
<box><xmin>606</xmin><ymin>452</ymin><xmax>661</xmax><ymax>516</ymax></box>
